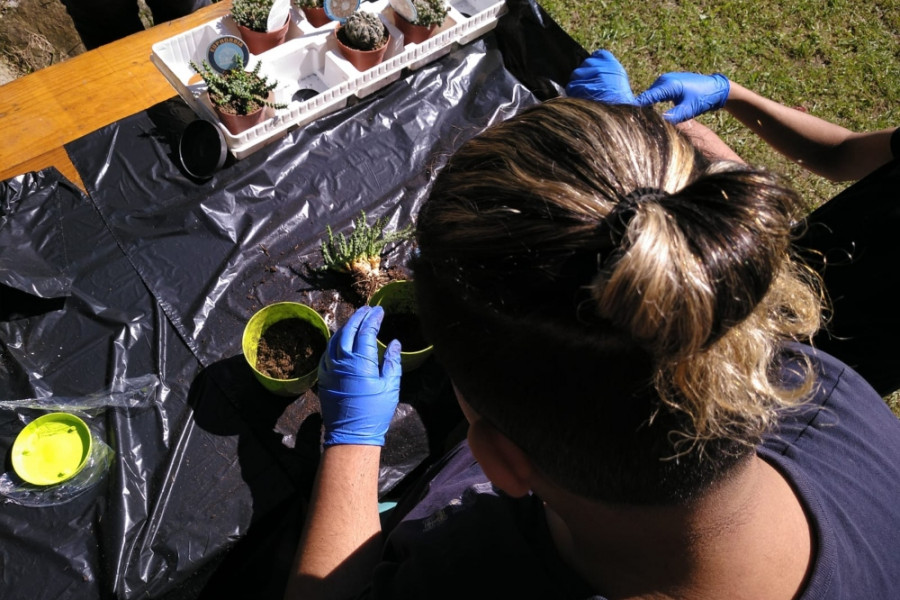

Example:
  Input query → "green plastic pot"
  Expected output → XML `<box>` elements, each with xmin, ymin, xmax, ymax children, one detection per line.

<box><xmin>368</xmin><ymin>280</ymin><xmax>433</xmax><ymax>372</ymax></box>
<box><xmin>242</xmin><ymin>302</ymin><xmax>331</xmax><ymax>396</ymax></box>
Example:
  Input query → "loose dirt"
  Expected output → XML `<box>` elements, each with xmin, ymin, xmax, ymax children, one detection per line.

<box><xmin>0</xmin><ymin>0</ymin><xmax>156</xmax><ymax>85</ymax></box>
<box><xmin>256</xmin><ymin>318</ymin><xmax>327</xmax><ymax>380</ymax></box>
<box><xmin>0</xmin><ymin>0</ymin><xmax>86</xmax><ymax>85</ymax></box>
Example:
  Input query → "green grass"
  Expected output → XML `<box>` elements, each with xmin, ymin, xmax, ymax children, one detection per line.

<box><xmin>539</xmin><ymin>0</ymin><xmax>900</xmax><ymax>415</ymax></box>
<box><xmin>540</xmin><ymin>0</ymin><xmax>899</xmax><ymax>206</ymax></box>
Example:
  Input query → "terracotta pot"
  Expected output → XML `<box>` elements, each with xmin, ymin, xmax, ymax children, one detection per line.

<box><xmin>210</xmin><ymin>90</ymin><xmax>273</xmax><ymax>135</ymax></box>
<box><xmin>236</xmin><ymin>18</ymin><xmax>290</xmax><ymax>55</ymax></box>
<box><xmin>394</xmin><ymin>15</ymin><xmax>437</xmax><ymax>45</ymax></box>
<box><xmin>302</xmin><ymin>6</ymin><xmax>331</xmax><ymax>27</ymax></box>
<box><xmin>335</xmin><ymin>25</ymin><xmax>390</xmax><ymax>72</ymax></box>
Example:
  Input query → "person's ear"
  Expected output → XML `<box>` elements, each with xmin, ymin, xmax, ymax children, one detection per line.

<box><xmin>467</xmin><ymin>418</ymin><xmax>534</xmax><ymax>498</ymax></box>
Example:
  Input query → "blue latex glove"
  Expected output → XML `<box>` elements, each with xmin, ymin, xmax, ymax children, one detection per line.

<box><xmin>635</xmin><ymin>72</ymin><xmax>730</xmax><ymax>124</ymax></box>
<box><xmin>566</xmin><ymin>49</ymin><xmax>638</xmax><ymax>105</ymax></box>
<box><xmin>318</xmin><ymin>305</ymin><xmax>402</xmax><ymax>447</ymax></box>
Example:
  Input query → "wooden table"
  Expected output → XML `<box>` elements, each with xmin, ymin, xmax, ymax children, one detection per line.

<box><xmin>0</xmin><ymin>1</ymin><xmax>232</xmax><ymax>193</ymax></box>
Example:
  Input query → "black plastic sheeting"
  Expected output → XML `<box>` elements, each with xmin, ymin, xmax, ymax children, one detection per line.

<box><xmin>0</xmin><ymin>2</ymin><xmax>587</xmax><ymax>598</ymax></box>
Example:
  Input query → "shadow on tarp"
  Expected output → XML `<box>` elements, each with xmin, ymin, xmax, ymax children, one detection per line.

<box><xmin>177</xmin><ymin>355</ymin><xmax>322</xmax><ymax>600</ymax></box>
<box><xmin>0</xmin><ymin>284</ymin><xmax>66</xmax><ymax>321</ymax></box>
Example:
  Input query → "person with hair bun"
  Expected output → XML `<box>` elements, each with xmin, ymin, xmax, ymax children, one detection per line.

<box><xmin>284</xmin><ymin>98</ymin><xmax>900</xmax><ymax>600</ymax></box>
<box><xmin>567</xmin><ymin>50</ymin><xmax>900</xmax><ymax>396</ymax></box>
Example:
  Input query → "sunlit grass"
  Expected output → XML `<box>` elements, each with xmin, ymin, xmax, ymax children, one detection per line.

<box><xmin>540</xmin><ymin>0</ymin><xmax>899</xmax><ymax>207</ymax></box>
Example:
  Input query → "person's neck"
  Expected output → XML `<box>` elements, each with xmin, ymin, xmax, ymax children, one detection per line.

<box><xmin>542</xmin><ymin>456</ymin><xmax>812</xmax><ymax>600</ymax></box>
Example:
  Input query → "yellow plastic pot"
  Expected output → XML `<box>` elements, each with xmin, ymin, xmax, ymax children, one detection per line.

<box><xmin>368</xmin><ymin>280</ymin><xmax>433</xmax><ymax>372</ymax></box>
<box><xmin>242</xmin><ymin>302</ymin><xmax>331</xmax><ymax>396</ymax></box>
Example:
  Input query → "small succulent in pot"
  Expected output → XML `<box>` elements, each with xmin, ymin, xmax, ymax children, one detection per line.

<box><xmin>339</xmin><ymin>10</ymin><xmax>389</xmax><ymax>51</ymax></box>
<box><xmin>190</xmin><ymin>60</ymin><xmax>287</xmax><ymax>116</ymax></box>
<box><xmin>407</xmin><ymin>0</ymin><xmax>448</xmax><ymax>27</ymax></box>
<box><xmin>294</xmin><ymin>0</ymin><xmax>323</xmax><ymax>7</ymax></box>
<box><xmin>231</xmin><ymin>0</ymin><xmax>279</xmax><ymax>32</ymax></box>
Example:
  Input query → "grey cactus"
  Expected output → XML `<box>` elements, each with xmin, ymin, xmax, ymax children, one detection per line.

<box><xmin>341</xmin><ymin>11</ymin><xmax>388</xmax><ymax>51</ymax></box>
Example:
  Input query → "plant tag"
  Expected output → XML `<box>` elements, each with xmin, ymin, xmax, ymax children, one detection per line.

<box><xmin>267</xmin><ymin>0</ymin><xmax>291</xmax><ymax>31</ymax></box>
<box><xmin>389</xmin><ymin>0</ymin><xmax>417</xmax><ymax>22</ymax></box>
<box><xmin>324</xmin><ymin>0</ymin><xmax>361</xmax><ymax>23</ymax></box>
<box><xmin>206</xmin><ymin>36</ymin><xmax>250</xmax><ymax>73</ymax></box>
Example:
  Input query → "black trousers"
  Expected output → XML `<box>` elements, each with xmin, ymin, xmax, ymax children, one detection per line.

<box><xmin>60</xmin><ymin>0</ymin><xmax>212</xmax><ymax>49</ymax></box>
<box><xmin>799</xmin><ymin>159</ymin><xmax>900</xmax><ymax>396</ymax></box>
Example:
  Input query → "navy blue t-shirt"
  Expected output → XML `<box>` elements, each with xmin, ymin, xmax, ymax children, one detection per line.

<box><xmin>363</xmin><ymin>345</ymin><xmax>900</xmax><ymax>599</ymax></box>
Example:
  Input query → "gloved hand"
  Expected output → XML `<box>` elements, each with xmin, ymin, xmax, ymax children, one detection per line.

<box><xmin>635</xmin><ymin>72</ymin><xmax>730</xmax><ymax>124</ymax></box>
<box><xmin>566</xmin><ymin>49</ymin><xmax>638</xmax><ymax>105</ymax></box>
<box><xmin>318</xmin><ymin>305</ymin><xmax>402</xmax><ymax>447</ymax></box>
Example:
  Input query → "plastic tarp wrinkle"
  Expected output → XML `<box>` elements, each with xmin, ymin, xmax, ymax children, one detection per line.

<box><xmin>0</xmin><ymin>172</ymin><xmax>74</xmax><ymax>301</ymax></box>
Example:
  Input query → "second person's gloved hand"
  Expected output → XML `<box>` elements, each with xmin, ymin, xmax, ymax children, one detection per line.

<box><xmin>566</xmin><ymin>49</ymin><xmax>638</xmax><ymax>105</ymax></box>
<box><xmin>636</xmin><ymin>72</ymin><xmax>730</xmax><ymax>124</ymax></box>
<box><xmin>318</xmin><ymin>305</ymin><xmax>402</xmax><ymax>447</ymax></box>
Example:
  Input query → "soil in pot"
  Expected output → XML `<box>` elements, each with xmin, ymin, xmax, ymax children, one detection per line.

<box><xmin>377</xmin><ymin>311</ymin><xmax>428</xmax><ymax>351</ymax></box>
<box><xmin>256</xmin><ymin>317</ymin><xmax>327</xmax><ymax>379</ymax></box>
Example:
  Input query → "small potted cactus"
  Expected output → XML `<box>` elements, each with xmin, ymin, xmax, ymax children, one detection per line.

<box><xmin>231</xmin><ymin>0</ymin><xmax>291</xmax><ymax>54</ymax></box>
<box><xmin>334</xmin><ymin>10</ymin><xmax>391</xmax><ymax>71</ymax></box>
<box><xmin>190</xmin><ymin>59</ymin><xmax>288</xmax><ymax>135</ymax></box>
<box><xmin>393</xmin><ymin>0</ymin><xmax>448</xmax><ymax>45</ymax></box>
<box><xmin>294</xmin><ymin>0</ymin><xmax>330</xmax><ymax>27</ymax></box>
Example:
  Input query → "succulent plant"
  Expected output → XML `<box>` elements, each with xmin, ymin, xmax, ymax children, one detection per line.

<box><xmin>408</xmin><ymin>0</ymin><xmax>448</xmax><ymax>27</ymax></box>
<box><xmin>320</xmin><ymin>210</ymin><xmax>414</xmax><ymax>299</ymax></box>
<box><xmin>294</xmin><ymin>0</ymin><xmax>323</xmax><ymax>7</ymax></box>
<box><xmin>190</xmin><ymin>60</ymin><xmax>287</xmax><ymax>116</ymax></box>
<box><xmin>231</xmin><ymin>0</ymin><xmax>276</xmax><ymax>32</ymax></box>
<box><xmin>340</xmin><ymin>11</ymin><xmax>388</xmax><ymax>51</ymax></box>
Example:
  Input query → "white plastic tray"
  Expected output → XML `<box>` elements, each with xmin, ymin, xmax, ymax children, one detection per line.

<box><xmin>150</xmin><ymin>0</ymin><xmax>507</xmax><ymax>159</ymax></box>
